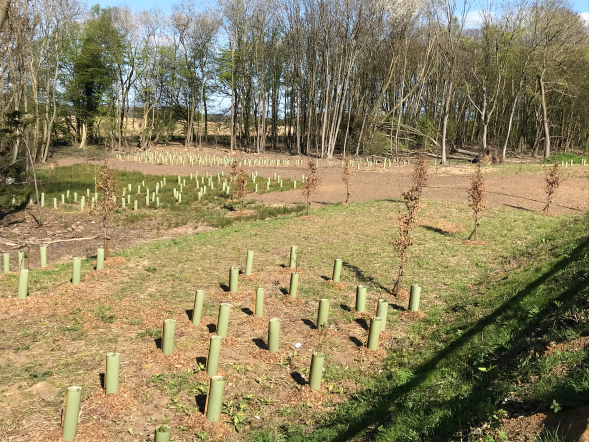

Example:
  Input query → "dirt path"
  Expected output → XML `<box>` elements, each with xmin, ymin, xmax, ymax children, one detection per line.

<box><xmin>54</xmin><ymin>155</ymin><xmax>589</xmax><ymax>215</ymax></box>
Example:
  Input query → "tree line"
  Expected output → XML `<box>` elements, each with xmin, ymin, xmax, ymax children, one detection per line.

<box><xmin>0</xmin><ymin>0</ymin><xmax>587</xmax><ymax>171</ymax></box>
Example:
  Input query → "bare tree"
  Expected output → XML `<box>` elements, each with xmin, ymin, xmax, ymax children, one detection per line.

<box><xmin>467</xmin><ymin>165</ymin><xmax>486</xmax><ymax>241</ymax></box>
<box><xmin>301</xmin><ymin>160</ymin><xmax>319</xmax><ymax>216</ymax></box>
<box><xmin>542</xmin><ymin>161</ymin><xmax>561</xmax><ymax>213</ymax></box>
<box><xmin>342</xmin><ymin>157</ymin><xmax>353</xmax><ymax>203</ymax></box>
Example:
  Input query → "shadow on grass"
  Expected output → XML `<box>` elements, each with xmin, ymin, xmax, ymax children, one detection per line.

<box><xmin>310</xmin><ymin>229</ymin><xmax>589</xmax><ymax>441</ymax></box>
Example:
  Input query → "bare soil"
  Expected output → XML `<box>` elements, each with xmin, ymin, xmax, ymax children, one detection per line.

<box><xmin>54</xmin><ymin>148</ymin><xmax>589</xmax><ymax>215</ymax></box>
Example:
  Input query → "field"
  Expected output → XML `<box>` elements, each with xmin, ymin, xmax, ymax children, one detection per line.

<box><xmin>0</xmin><ymin>148</ymin><xmax>588</xmax><ymax>442</ymax></box>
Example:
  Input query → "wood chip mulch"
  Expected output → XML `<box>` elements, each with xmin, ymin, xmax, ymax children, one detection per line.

<box><xmin>31</xmin><ymin>424</ymin><xmax>112</xmax><ymax>442</ymax></box>
<box><xmin>84</xmin><ymin>387</ymin><xmax>142</xmax><ymax>418</ymax></box>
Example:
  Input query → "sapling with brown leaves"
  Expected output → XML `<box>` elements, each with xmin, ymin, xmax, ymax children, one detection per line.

<box><xmin>543</xmin><ymin>162</ymin><xmax>561</xmax><ymax>213</ymax></box>
<box><xmin>91</xmin><ymin>160</ymin><xmax>118</xmax><ymax>250</ymax></box>
<box><xmin>392</xmin><ymin>186</ymin><xmax>420</xmax><ymax>296</ymax></box>
<box><xmin>342</xmin><ymin>157</ymin><xmax>353</xmax><ymax>203</ymax></box>
<box><xmin>301</xmin><ymin>161</ymin><xmax>320</xmax><ymax>215</ymax></box>
<box><xmin>412</xmin><ymin>154</ymin><xmax>428</xmax><ymax>198</ymax></box>
<box><xmin>467</xmin><ymin>164</ymin><xmax>486</xmax><ymax>240</ymax></box>
<box><xmin>234</xmin><ymin>167</ymin><xmax>247</xmax><ymax>210</ymax></box>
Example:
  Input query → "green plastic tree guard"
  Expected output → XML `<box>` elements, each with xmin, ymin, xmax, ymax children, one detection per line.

<box><xmin>332</xmin><ymin>259</ymin><xmax>343</xmax><ymax>282</ymax></box>
<box><xmin>61</xmin><ymin>194</ymin><xmax>65</xmax><ymax>205</ymax></box>
<box><xmin>162</xmin><ymin>319</ymin><xmax>176</xmax><ymax>355</ymax></box>
<box><xmin>268</xmin><ymin>318</ymin><xmax>280</xmax><ymax>353</ymax></box>
<box><xmin>145</xmin><ymin>194</ymin><xmax>149</xmax><ymax>206</ymax></box>
<box><xmin>355</xmin><ymin>285</ymin><xmax>367</xmax><ymax>312</ymax></box>
<box><xmin>134</xmin><ymin>200</ymin><xmax>138</xmax><ymax>211</ymax></box>
<box><xmin>41</xmin><ymin>192</ymin><xmax>45</xmax><ymax>207</ymax></box>
<box><xmin>409</xmin><ymin>284</ymin><xmax>422</xmax><ymax>312</ymax></box>
<box><xmin>121</xmin><ymin>198</ymin><xmax>126</xmax><ymax>209</ymax></box>
<box><xmin>53</xmin><ymin>198</ymin><xmax>57</xmax><ymax>208</ymax></box>
<box><xmin>2</xmin><ymin>253</ymin><xmax>8</xmax><ymax>273</ymax></box>
<box><xmin>289</xmin><ymin>246</ymin><xmax>297</xmax><ymax>268</ymax></box>
<box><xmin>309</xmin><ymin>352</ymin><xmax>325</xmax><ymax>390</ymax></box>
<box><xmin>156</xmin><ymin>197</ymin><xmax>160</xmax><ymax>207</ymax></box>
<box><xmin>127</xmin><ymin>194</ymin><xmax>130</xmax><ymax>204</ymax></box>
<box><xmin>216</xmin><ymin>303</ymin><xmax>231</xmax><ymax>338</ymax></box>
<box><xmin>40</xmin><ymin>246</ymin><xmax>47</xmax><ymax>268</ymax></box>
<box><xmin>62</xmin><ymin>386</ymin><xmax>82</xmax><ymax>441</ymax></box>
<box><xmin>316</xmin><ymin>299</ymin><xmax>330</xmax><ymax>329</ymax></box>
<box><xmin>206</xmin><ymin>335</ymin><xmax>223</xmax><ymax>376</ymax></box>
<box><xmin>254</xmin><ymin>288</ymin><xmax>264</xmax><ymax>317</ymax></box>
<box><xmin>94</xmin><ymin>247</ymin><xmax>105</xmax><ymax>271</ymax></box>
<box><xmin>245</xmin><ymin>251</ymin><xmax>254</xmax><ymax>276</ymax></box>
<box><xmin>229</xmin><ymin>266</ymin><xmax>239</xmax><ymax>293</ymax></box>
<box><xmin>289</xmin><ymin>272</ymin><xmax>299</xmax><ymax>297</ymax></box>
<box><xmin>206</xmin><ymin>376</ymin><xmax>225</xmax><ymax>422</ymax></box>
<box><xmin>105</xmin><ymin>352</ymin><xmax>119</xmax><ymax>394</ymax></box>
<box><xmin>376</xmin><ymin>299</ymin><xmax>388</xmax><ymax>331</ymax></box>
<box><xmin>74</xmin><ymin>192</ymin><xmax>77</xmax><ymax>202</ymax></box>
<box><xmin>17</xmin><ymin>269</ymin><xmax>29</xmax><ymax>299</ymax></box>
<box><xmin>18</xmin><ymin>251</ymin><xmax>24</xmax><ymax>270</ymax></box>
<box><xmin>72</xmin><ymin>257</ymin><xmax>81</xmax><ymax>285</ymax></box>
<box><xmin>80</xmin><ymin>196</ymin><xmax>85</xmax><ymax>211</ymax></box>
<box><xmin>192</xmin><ymin>289</ymin><xmax>205</xmax><ymax>326</ymax></box>
<box><xmin>154</xmin><ymin>425</ymin><xmax>171</xmax><ymax>442</ymax></box>
<box><xmin>367</xmin><ymin>317</ymin><xmax>382</xmax><ymax>350</ymax></box>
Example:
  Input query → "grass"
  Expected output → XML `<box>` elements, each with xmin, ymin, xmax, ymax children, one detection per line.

<box><xmin>0</xmin><ymin>164</ymin><xmax>304</xmax><ymax>230</ymax></box>
<box><xmin>0</xmin><ymin>196</ymin><xmax>586</xmax><ymax>440</ymax></box>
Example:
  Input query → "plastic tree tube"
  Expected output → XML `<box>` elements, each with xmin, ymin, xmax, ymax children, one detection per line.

<box><xmin>289</xmin><ymin>272</ymin><xmax>299</xmax><ymax>297</ymax></box>
<box><xmin>96</xmin><ymin>248</ymin><xmax>105</xmax><ymax>270</ymax></box>
<box><xmin>309</xmin><ymin>352</ymin><xmax>325</xmax><ymax>390</ymax></box>
<box><xmin>355</xmin><ymin>285</ymin><xmax>367</xmax><ymax>312</ymax></box>
<box><xmin>2</xmin><ymin>253</ymin><xmax>8</xmax><ymax>273</ymax></box>
<box><xmin>367</xmin><ymin>317</ymin><xmax>382</xmax><ymax>350</ymax></box>
<box><xmin>289</xmin><ymin>246</ymin><xmax>297</xmax><ymax>268</ymax></box>
<box><xmin>409</xmin><ymin>284</ymin><xmax>422</xmax><ymax>312</ymax></box>
<box><xmin>18</xmin><ymin>251</ymin><xmax>24</xmax><ymax>271</ymax></box>
<box><xmin>72</xmin><ymin>257</ymin><xmax>81</xmax><ymax>285</ymax></box>
<box><xmin>245</xmin><ymin>251</ymin><xmax>254</xmax><ymax>276</ymax></box>
<box><xmin>229</xmin><ymin>266</ymin><xmax>239</xmax><ymax>293</ymax></box>
<box><xmin>268</xmin><ymin>318</ymin><xmax>280</xmax><ymax>353</ymax></box>
<box><xmin>17</xmin><ymin>269</ymin><xmax>29</xmax><ymax>299</ymax></box>
<box><xmin>192</xmin><ymin>290</ymin><xmax>204</xmax><ymax>326</ymax></box>
<box><xmin>254</xmin><ymin>288</ymin><xmax>264</xmax><ymax>317</ymax></box>
<box><xmin>162</xmin><ymin>319</ymin><xmax>176</xmax><ymax>355</ymax></box>
<box><xmin>332</xmin><ymin>259</ymin><xmax>342</xmax><ymax>282</ymax></box>
<box><xmin>105</xmin><ymin>352</ymin><xmax>119</xmax><ymax>394</ymax></box>
<box><xmin>40</xmin><ymin>246</ymin><xmax>47</xmax><ymax>268</ymax></box>
<box><xmin>206</xmin><ymin>336</ymin><xmax>222</xmax><ymax>376</ymax></box>
<box><xmin>216</xmin><ymin>303</ymin><xmax>231</xmax><ymax>338</ymax></box>
<box><xmin>316</xmin><ymin>299</ymin><xmax>330</xmax><ymax>329</ymax></box>
<box><xmin>61</xmin><ymin>386</ymin><xmax>82</xmax><ymax>441</ymax></box>
<box><xmin>376</xmin><ymin>299</ymin><xmax>388</xmax><ymax>331</ymax></box>
<box><xmin>154</xmin><ymin>425</ymin><xmax>171</xmax><ymax>442</ymax></box>
<box><xmin>205</xmin><ymin>376</ymin><xmax>225</xmax><ymax>422</ymax></box>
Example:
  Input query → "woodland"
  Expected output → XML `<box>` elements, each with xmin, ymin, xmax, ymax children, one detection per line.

<box><xmin>1</xmin><ymin>0</ymin><xmax>588</xmax><ymax>178</ymax></box>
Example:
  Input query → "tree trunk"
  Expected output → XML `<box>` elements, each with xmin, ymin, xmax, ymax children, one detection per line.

<box><xmin>538</xmin><ymin>73</ymin><xmax>551</xmax><ymax>159</ymax></box>
<box><xmin>0</xmin><ymin>0</ymin><xmax>9</xmax><ymax>30</ymax></box>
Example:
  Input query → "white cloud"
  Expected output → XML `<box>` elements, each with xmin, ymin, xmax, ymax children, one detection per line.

<box><xmin>580</xmin><ymin>12</ymin><xmax>589</xmax><ymax>26</ymax></box>
<box><xmin>464</xmin><ymin>9</ymin><xmax>484</xmax><ymax>28</ymax></box>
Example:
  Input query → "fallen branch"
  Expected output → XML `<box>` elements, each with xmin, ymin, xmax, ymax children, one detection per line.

<box><xmin>0</xmin><ymin>236</ymin><xmax>98</xmax><ymax>248</ymax></box>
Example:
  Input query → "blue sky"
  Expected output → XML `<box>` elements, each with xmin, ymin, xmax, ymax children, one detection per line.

<box><xmin>90</xmin><ymin>0</ymin><xmax>589</xmax><ymax>17</ymax></box>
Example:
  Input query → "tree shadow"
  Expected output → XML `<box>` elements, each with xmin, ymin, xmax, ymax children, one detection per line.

<box><xmin>185</xmin><ymin>309</ymin><xmax>193</xmax><ymax>321</ymax></box>
<box><xmin>322</xmin><ymin>234</ymin><xmax>589</xmax><ymax>441</ymax></box>
<box><xmin>253</xmin><ymin>338</ymin><xmax>267</xmax><ymax>350</ymax></box>
<box><xmin>341</xmin><ymin>260</ymin><xmax>390</xmax><ymax>294</ymax></box>
<box><xmin>349</xmin><ymin>336</ymin><xmax>364</xmax><ymax>347</ymax></box>
<box><xmin>219</xmin><ymin>283</ymin><xmax>230</xmax><ymax>292</ymax></box>
<box><xmin>302</xmin><ymin>318</ymin><xmax>315</xmax><ymax>329</ymax></box>
<box><xmin>99</xmin><ymin>373</ymin><xmax>105</xmax><ymax>389</ymax></box>
<box><xmin>195</xmin><ymin>356</ymin><xmax>207</xmax><ymax>366</ymax></box>
<box><xmin>320</xmin><ymin>275</ymin><xmax>330</xmax><ymax>281</ymax></box>
<box><xmin>206</xmin><ymin>323</ymin><xmax>216</xmax><ymax>333</ymax></box>
<box><xmin>280</xmin><ymin>287</ymin><xmax>288</xmax><ymax>295</ymax></box>
<box><xmin>291</xmin><ymin>372</ymin><xmax>306</xmax><ymax>386</ymax></box>
<box><xmin>242</xmin><ymin>307</ymin><xmax>253</xmax><ymax>316</ymax></box>
<box><xmin>340</xmin><ymin>303</ymin><xmax>351</xmax><ymax>312</ymax></box>
<box><xmin>355</xmin><ymin>318</ymin><xmax>369</xmax><ymax>330</ymax></box>
<box><xmin>194</xmin><ymin>394</ymin><xmax>207</xmax><ymax>413</ymax></box>
<box><xmin>154</xmin><ymin>338</ymin><xmax>162</xmax><ymax>349</ymax></box>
